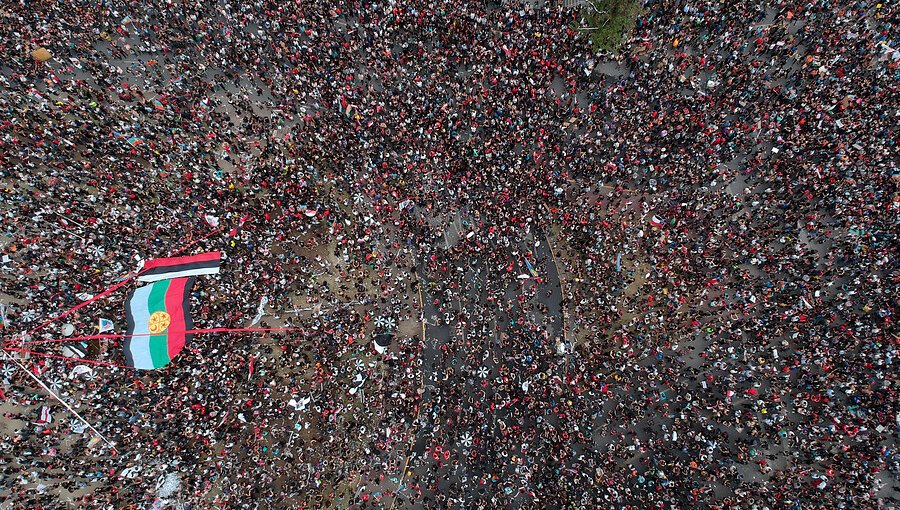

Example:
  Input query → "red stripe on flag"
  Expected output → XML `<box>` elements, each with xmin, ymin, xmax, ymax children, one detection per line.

<box><xmin>141</xmin><ymin>252</ymin><xmax>221</xmax><ymax>272</ymax></box>
<box><xmin>164</xmin><ymin>278</ymin><xmax>190</xmax><ymax>360</ymax></box>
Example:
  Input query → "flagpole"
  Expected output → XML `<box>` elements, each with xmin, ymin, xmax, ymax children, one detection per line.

<box><xmin>0</xmin><ymin>349</ymin><xmax>116</xmax><ymax>449</ymax></box>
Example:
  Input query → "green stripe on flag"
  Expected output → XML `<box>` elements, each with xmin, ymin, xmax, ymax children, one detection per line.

<box><xmin>147</xmin><ymin>279</ymin><xmax>171</xmax><ymax>368</ymax></box>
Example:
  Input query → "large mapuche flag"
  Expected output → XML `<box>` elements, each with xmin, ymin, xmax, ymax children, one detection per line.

<box><xmin>125</xmin><ymin>277</ymin><xmax>195</xmax><ymax>370</ymax></box>
<box><xmin>138</xmin><ymin>251</ymin><xmax>221</xmax><ymax>283</ymax></box>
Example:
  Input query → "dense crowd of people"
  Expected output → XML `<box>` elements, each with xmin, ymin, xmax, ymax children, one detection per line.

<box><xmin>0</xmin><ymin>0</ymin><xmax>897</xmax><ymax>508</ymax></box>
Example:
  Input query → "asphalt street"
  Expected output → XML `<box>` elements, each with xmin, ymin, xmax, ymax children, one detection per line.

<box><xmin>390</xmin><ymin>231</ymin><xmax>570</xmax><ymax>508</ymax></box>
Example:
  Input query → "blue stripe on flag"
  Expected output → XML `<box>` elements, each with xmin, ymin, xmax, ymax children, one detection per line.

<box><xmin>127</xmin><ymin>284</ymin><xmax>155</xmax><ymax>369</ymax></box>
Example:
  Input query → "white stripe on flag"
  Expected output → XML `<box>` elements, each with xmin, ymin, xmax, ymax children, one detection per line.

<box><xmin>129</xmin><ymin>284</ymin><xmax>155</xmax><ymax>369</ymax></box>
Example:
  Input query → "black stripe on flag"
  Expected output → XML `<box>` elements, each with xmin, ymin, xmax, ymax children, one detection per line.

<box><xmin>140</xmin><ymin>259</ymin><xmax>221</xmax><ymax>278</ymax></box>
<box><xmin>183</xmin><ymin>277</ymin><xmax>195</xmax><ymax>347</ymax></box>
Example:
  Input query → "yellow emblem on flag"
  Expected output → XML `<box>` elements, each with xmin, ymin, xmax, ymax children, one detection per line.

<box><xmin>148</xmin><ymin>311</ymin><xmax>171</xmax><ymax>334</ymax></box>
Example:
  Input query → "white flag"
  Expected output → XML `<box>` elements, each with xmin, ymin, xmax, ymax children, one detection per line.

<box><xmin>98</xmin><ymin>318</ymin><xmax>114</xmax><ymax>333</ymax></box>
<box><xmin>40</xmin><ymin>406</ymin><xmax>52</xmax><ymax>424</ymax></box>
<box><xmin>250</xmin><ymin>296</ymin><xmax>269</xmax><ymax>326</ymax></box>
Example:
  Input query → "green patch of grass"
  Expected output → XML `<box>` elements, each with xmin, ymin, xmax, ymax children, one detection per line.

<box><xmin>577</xmin><ymin>0</ymin><xmax>642</xmax><ymax>52</ymax></box>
